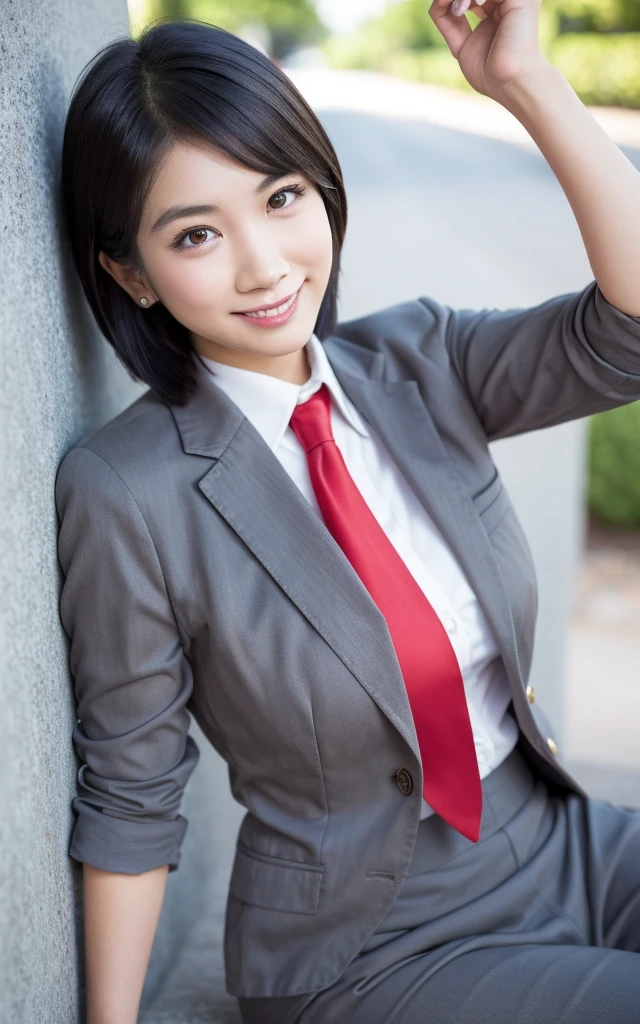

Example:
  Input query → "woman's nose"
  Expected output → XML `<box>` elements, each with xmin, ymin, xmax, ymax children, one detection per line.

<box><xmin>234</xmin><ymin>228</ymin><xmax>290</xmax><ymax>294</ymax></box>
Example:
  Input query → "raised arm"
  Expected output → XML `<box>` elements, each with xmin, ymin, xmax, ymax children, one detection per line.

<box><xmin>429</xmin><ymin>0</ymin><xmax>640</xmax><ymax>318</ymax></box>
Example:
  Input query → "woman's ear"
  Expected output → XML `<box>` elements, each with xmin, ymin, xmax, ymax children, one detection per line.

<box><xmin>98</xmin><ymin>250</ymin><xmax>158</xmax><ymax>307</ymax></box>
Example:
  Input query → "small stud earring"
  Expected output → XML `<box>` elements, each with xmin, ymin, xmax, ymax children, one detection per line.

<box><xmin>140</xmin><ymin>296</ymin><xmax>149</xmax><ymax>306</ymax></box>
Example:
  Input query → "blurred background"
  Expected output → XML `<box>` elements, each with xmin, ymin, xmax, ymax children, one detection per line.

<box><xmin>1</xmin><ymin>2</ymin><xmax>638</xmax><ymax>1022</ymax></box>
<box><xmin>129</xmin><ymin>0</ymin><xmax>640</xmax><ymax>105</ymax></box>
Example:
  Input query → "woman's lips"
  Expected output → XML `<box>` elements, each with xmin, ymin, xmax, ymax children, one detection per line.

<box><xmin>233</xmin><ymin>285</ymin><xmax>302</xmax><ymax>327</ymax></box>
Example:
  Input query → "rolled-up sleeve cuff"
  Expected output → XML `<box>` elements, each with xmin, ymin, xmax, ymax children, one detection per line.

<box><xmin>69</xmin><ymin>801</ymin><xmax>188</xmax><ymax>874</ymax></box>
<box><xmin>591</xmin><ymin>282</ymin><xmax>640</xmax><ymax>381</ymax></box>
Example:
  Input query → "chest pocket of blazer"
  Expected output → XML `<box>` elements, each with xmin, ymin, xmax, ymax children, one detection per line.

<box><xmin>472</xmin><ymin>469</ymin><xmax>511</xmax><ymax>536</ymax></box>
<box><xmin>228</xmin><ymin>840</ymin><xmax>325</xmax><ymax>915</ymax></box>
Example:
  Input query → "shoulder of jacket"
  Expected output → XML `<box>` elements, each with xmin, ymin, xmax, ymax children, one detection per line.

<box><xmin>332</xmin><ymin>294</ymin><xmax>451</xmax><ymax>353</ymax></box>
<box><xmin>56</xmin><ymin>390</ymin><xmax>176</xmax><ymax>496</ymax></box>
<box><xmin>326</xmin><ymin>296</ymin><xmax>455</xmax><ymax>387</ymax></box>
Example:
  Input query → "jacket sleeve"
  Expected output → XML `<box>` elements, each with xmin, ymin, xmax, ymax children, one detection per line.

<box><xmin>422</xmin><ymin>279</ymin><xmax>640</xmax><ymax>441</ymax></box>
<box><xmin>55</xmin><ymin>445</ymin><xmax>200</xmax><ymax>874</ymax></box>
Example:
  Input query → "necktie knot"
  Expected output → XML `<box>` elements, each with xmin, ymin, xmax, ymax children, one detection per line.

<box><xmin>289</xmin><ymin>383</ymin><xmax>335</xmax><ymax>454</ymax></box>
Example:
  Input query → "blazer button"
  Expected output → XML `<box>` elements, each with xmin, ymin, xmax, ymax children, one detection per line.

<box><xmin>395</xmin><ymin>768</ymin><xmax>414</xmax><ymax>796</ymax></box>
<box><xmin>526</xmin><ymin>685</ymin><xmax>535</xmax><ymax>704</ymax></box>
<box><xmin>547</xmin><ymin>737</ymin><xmax>559</xmax><ymax>757</ymax></box>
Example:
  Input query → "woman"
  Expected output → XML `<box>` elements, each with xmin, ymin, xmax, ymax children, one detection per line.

<box><xmin>56</xmin><ymin>2</ymin><xmax>640</xmax><ymax>1022</ymax></box>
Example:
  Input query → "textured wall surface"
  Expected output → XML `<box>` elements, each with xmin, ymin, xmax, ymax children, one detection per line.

<box><xmin>0</xmin><ymin>3</ymin><xmax>241</xmax><ymax>1020</ymax></box>
<box><xmin>0</xmin><ymin>3</ymin><xmax>137</xmax><ymax>1020</ymax></box>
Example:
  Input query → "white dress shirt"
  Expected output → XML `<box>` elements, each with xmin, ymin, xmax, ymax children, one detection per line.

<box><xmin>198</xmin><ymin>332</ymin><xmax>519</xmax><ymax>821</ymax></box>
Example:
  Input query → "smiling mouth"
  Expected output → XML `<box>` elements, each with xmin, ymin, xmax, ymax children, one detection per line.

<box><xmin>234</xmin><ymin>287</ymin><xmax>301</xmax><ymax>319</ymax></box>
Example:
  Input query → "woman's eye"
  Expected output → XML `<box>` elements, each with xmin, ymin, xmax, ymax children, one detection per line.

<box><xmin>268</xmin><ymin>185</ymin><xmax>306</xmax><ymax>211</ymax></box>
<box><xmin>176</xmin><ymin>227</ymin><xmax>216</xmax><ymax>250</ymax></box>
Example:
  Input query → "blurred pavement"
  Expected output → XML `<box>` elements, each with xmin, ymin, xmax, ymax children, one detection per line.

<box><xmin>565</xmin><ymin>524</ymin><xmax>640</xmax><ymax>807</ymax></box>
<box><xmin>285</xmin><ymin>65</ymin><xmax>640</xmax><ymax>151</ymax></box>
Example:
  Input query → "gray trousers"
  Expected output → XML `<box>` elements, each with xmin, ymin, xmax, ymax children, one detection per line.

<box><xmin>237</xmin><ymin>743</ymin><xmax>640</xmax><ymax>1023</ymax></box>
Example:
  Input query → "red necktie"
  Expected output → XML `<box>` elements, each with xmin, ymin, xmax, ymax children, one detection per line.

<box><xmin>289</xmin><ymin>383</ymin><xmax>482</xmax><ymax>842</ymax></box>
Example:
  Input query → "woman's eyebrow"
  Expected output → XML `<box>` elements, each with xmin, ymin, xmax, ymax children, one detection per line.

<box><xmin>148</xmin><ymin>171</ymin><xmax>296</xmax><ymax>235</ymax></box>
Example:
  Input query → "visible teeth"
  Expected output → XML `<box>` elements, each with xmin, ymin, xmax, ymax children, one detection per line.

<box><xmin>244</xmin><ymin>292</ymin><xmax>296</xmax><ymax>318</ymax></box>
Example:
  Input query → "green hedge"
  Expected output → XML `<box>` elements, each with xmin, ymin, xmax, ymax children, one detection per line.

<box><xmin>555</xmin><ymin>0</ymin><xmax>640</xmax><ymax>33</ymax></box>
<box><xmin>588</xmin><ymin>402</ymin><xmax>640</xmax><ymax>526</ymax></box>
<box><xmin>551</xmin><ymin>33</ymin><xmax>640</xmax><ymax>108</ymax></box>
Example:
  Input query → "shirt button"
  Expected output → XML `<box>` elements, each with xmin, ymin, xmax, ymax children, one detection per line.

<box><xmin>443</xmin><ymin>616</ymin><xmax>458</xmax><ymax>635</ymax></box>
<box><xmin>395</xmin><ymin>768</ymin><xmax>414</xmax><ymax>796</ymax></box>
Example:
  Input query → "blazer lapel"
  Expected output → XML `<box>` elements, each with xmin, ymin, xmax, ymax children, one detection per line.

<box><xmin>168</xmin><ymin>338</ymin><xmax>523</xmax><ymax>764</ymax></box>
<box><xmin>168</xmin><ymin>351</ymin><xmax>421</xmax><ymax>760</ymax></box>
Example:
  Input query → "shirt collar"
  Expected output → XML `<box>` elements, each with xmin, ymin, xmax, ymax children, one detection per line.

<box><xmin>196</xmin><ymin>332</ymin><xmax>370</xmax><ymax>451</ymax></box>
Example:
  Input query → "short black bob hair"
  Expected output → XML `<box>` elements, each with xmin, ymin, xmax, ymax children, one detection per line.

<box><xmin>61</xmin><ymin>19</ymin><xmax>348</xmax><ymax>406</ymax></box>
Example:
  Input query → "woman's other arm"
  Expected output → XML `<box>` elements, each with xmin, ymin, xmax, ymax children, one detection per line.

<box><xmin>55</xmin><ymin>444</ymin><xmax>201</xmax><ymax>1017</ymax></box>
<box><xmin>83</xmin><ymin>863</ymin><xmax>168</xmax><ymax>1024</ymax></box>
<box><xmin>430</xmin><ymin>0</ymin><xmax>640</xmax><ymax>317</ymax></box>
<box><xmin>499</xmin><ymin>62</ymin><xmax>640</xmax><ymax>319</ymax></box>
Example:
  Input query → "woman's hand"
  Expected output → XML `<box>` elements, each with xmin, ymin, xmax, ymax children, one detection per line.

<box><xmin>428</xmin><ymin>0</ymin><xmax>550</xmax><ymax>101</ymax></box>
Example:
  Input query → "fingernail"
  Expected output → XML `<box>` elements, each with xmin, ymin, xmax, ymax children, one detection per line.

<box><xmin>451</xmin><ymin>0</ymin><xmax>463</xmax><ymax>15</ymax></box>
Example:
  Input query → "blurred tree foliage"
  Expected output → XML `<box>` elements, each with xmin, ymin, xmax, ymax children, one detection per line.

<box><xmin>323</xmin><ymin>0</ymin><xmax>558</xmax><ymax>73</ymax></box>
<box><xmin>555</xmin><ymin>0</ymin><xmax>640</xmax><ymax>32</ymax></box>
<box><xmin>552</xmin><ymin>32</ymin><xmax>640</xmax><ymax>107</ymax></box>
<box><xmin>130</xmin><ymin>0</ymin><xmax>326</xmax><ymax>58</ymax></box>
<box><xmin>588</xmin><ymin>402</ymin><xmax>640</xmax><ymax>526</ymax></box>
<box><xmin>353</xmin><ymin>0</ymin><xmax>446</xmax><ymax>52</ymax></box>
<box><xmin>322</xmin><ymin>0</ymin><xmax>640</xmax><ymax>109</ymax></box>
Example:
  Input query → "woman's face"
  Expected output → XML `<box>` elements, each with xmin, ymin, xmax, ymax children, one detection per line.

<box><xmin>99</xmin><ymin>140</ymin><xmax>334</xmax><ymax>382</ymax></box>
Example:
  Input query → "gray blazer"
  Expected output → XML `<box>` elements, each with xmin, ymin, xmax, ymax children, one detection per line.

<box><xmin>55</xmin><ymin>279</ymin><xmax>640</xmax><ymax>999</ymax></box>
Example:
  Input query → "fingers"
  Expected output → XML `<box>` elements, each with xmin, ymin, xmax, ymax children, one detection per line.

<box><xmin>452</xmin><ymin>0</ymin><xmax>494</xmax><ymax>17</ymax></box>
<box><xmin>430</xmin><ymin>0</ymin><xmax>494</xmax><ymax>26</ymax></box>
<box><xmin>429</xmin><ymin>0</ymin><xmax>474</xmax><ymax>54</ymax></box>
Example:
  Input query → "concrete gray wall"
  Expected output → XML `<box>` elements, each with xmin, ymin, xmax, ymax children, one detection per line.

<box><xmin>0</xmin><ymin>4</ymin><xmax>242</xmax><ymax>1021</ymax></box>
<box><xmin>1</xmin><ymin>3</ymin><xmax>135</xmax><ymax>1020</ymax></box>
